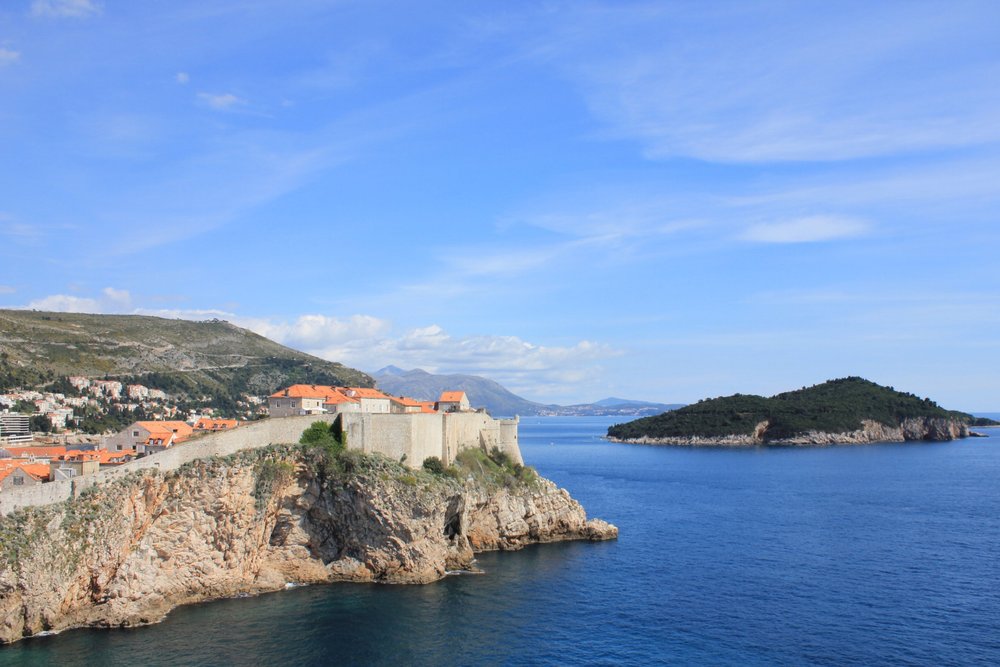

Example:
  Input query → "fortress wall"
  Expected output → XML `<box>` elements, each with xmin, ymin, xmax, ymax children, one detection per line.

<box><xmin>405</xmin><ymin>414</ymin><xmax>448</xmax><ymax>465</ymax></box>
<box><xmin>340</xmin><ymin>413</ymin><xmax>446</xmax><ymax>467</ymax></box>
<box><xmin>497</xmin><ymin>418</ymin><xmax>523</xmax><ymax>465</ymax></box>
<box><xmin>0</xmin><ymin>416</ymin><xmax>333</xmax><ymax>516</ymax></box>
<box><xmin>442</xmin><ymin>412</ymin><xmax>491</xmax><ymax>464</ymax></box>
<box><xmin>0</xmin><ymin>479</ymin><xmax>74</xmax><ymax>515</ymax></box>
<box><xmin>1</xmin><ymin>412</ymin><xmax>521</xmax><ymax>515</ymax></box>
<box><xmin>340</xmin><ymin>413</ymin><xmax>517</xmax><ymax>468</ymax></box>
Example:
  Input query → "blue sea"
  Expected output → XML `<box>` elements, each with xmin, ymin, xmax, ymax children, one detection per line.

<box><xmin>3</xmin><ymin>416</ymin><xmax>1000</xmax><ymax>666</ymax></box>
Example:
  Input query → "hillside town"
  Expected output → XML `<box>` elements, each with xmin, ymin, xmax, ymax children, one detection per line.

<box><xmin>0</xmin><ymin>377</ymin><xmax>265</xmax><ymax>434</ymax></box>
<box><xmin>0</xmin><ymin>382</ymin><xmax>475</xmax><ymax>493</ymax></box>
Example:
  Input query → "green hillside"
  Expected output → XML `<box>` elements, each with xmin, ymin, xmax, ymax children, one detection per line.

<box><xmin>607</xmin><ymin>377</ymin><xmax>980</xmax><ymax>441</ymax></box>
<box><xmin>0</xmin><ymin>309</ymin><xmax>372</xmax><ymax>401</ymax></box>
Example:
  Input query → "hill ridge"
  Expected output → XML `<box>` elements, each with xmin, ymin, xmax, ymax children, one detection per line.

<box><xmin>372</xmin><ymin>367</ymin><xmax>681</xmax><ymax>417</ymax></box>
<box><xmin>0</xmin><ymin>309</ymin><xmax>372</xmax><ymax>408</ymax></box>
<box><xmin>607</xmin><ymin>377</ymin><xmax>987</xmax><ymax>444</ymax></box>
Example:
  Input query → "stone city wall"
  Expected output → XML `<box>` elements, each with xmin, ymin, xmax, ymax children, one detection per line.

<box><xmin>0</xmin><ymin>412</ymin><xmax>521</xmax><ymax>516</ymax></box>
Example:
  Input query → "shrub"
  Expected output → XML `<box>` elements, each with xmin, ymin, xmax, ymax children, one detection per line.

<box><xmin>300</xmin><ymin>421</ymin><xmax>344</xmax><ymax>457</ymax></box>
<box><xmin>453</xmin><ymin>447</ymin><xmax>537</xmax><ymax>488</ymax></box>
<box><xmin>422</xmin><ymin>456</ymin><xmax>445</xmax><ymax>475</ymax></box>
<box><xmin>488</xmin><ymin>447</ymin><xmax>515</xmax><ymax>469</ymax></box>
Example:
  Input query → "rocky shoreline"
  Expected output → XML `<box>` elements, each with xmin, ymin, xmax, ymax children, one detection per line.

<box><xmin>0</xmin><ymin>446</ymin><xmax>616</xmax><ymax>644</ymax></box>
<box><xmin>609</xmin><ymin>417</ymin><xmax>971</xmax><ymax>447</ymax></box>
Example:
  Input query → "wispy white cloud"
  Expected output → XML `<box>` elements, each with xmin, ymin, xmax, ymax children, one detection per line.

<box><xmin>100</xmin><ymin>286</ymin><xmax>132</xmax><ymax>308</ymax></box>
<box><xmin>31</xmin><ymin>0</ymin><xmax>101</xmax><ymax>18</ymax></box>
<box><xmin>0</xmin><ymin>220</ymin><xmax>44</xmax><ymax>244</ymax></box>
<box><xmin>133</xmin><ymin>308</ymin><xmax>235</xmax><ymax>320</ymax></box>
<box><xmin>175</xmin><ymin>72</ymin><xmax>190</xmax><ymax>85</ymax></box>
<box><xmin>519</xmin><ymin>3</ymin><xmax>1000</xmax><ymax>163</ymax></box>
<box><xmin>232</xmin><ymin>314</ymin><xmax>617</xmax><ymax>399</ymax></box>
<box><xmin>0</xmin><ymin>285</ymin><xmax>15</xmax><ymax>295</ymax></box>
<box><xmin>27</xmin><ymin>294</ymin><xmax>100</xmax><ymax>313</ymax></box>
<box><xmin>74</xmin><ymin>112</ymin><xmax>166</xmax><ymax>159</ymax></box>
<box><xmin>26</xmin><ymin>287</ymin><xmax>130</xmax><ymax>314</ymax></box>
<box><xmin>109</xmin><ymin>306</ymin><xmax>619</xmax><ymax>400</ymax></box>
<box><xmin>0</xmin><ymin>48</ymin><xmax>20</xmax><ymax>66</ymax></box>
<box><xmin>197</xmin><ymin>92</ymin><xmax>246</xmax><ymax>110</ymax></box>
<box><xmin>241</xmin><ymin>314</ymin><xmax>393</xmax><ymax>352</ymax></box>
<box><xmin>739</xmin><ymin>215</ymin><xmax>870</xmax><ymax>243</ymax></box>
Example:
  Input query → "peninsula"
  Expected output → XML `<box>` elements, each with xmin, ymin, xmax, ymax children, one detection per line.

<box><xmin>607</xmin><ymin>377</ymin><xmax>993</xmax><ymax>446</ymax></box>
<box><xmin>0</xmin><ymin>312</ymin><xmax>618</xmax><ymax>644</ymax></box>
<box><xmin>0</xmin><ymin>417</ymin><xmax>617</xmax><ymax>644</ymax></box>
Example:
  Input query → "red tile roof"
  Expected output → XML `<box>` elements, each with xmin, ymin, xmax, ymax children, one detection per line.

<box><xmin>343</xmin><ymin>387</ymin><xmax>390</xmax><ymax>400</ymax></box>
<box><xmin>0</xmin><ymin>461</ymin><xmax>51</xmax><ymax>484</ymax></box>
<box><xmin>270</xmin><ymin>384</ymin><xmax>341</xmax><ymax>399</ymax></box>
<box><xmin>323</xmin><ymin>392</ymin><xmax>359</xmax><ymax>405</ymax></box>
<box><xmin>390</xmin><ymin>396</ymin><xmax>425</xmax><ymax>407</ymax></box>
<box><xmin>136</xmin><ymin>421</ymin><xmax>193</xmax><ymax>443</ymax></box>
<box><xmin>193</xmin><ymin>418</ymin><xmax>239</xmax><ymax>431</ymax></box>
<box><xmin>438</xmin><ymin>391</ymin><xmax>467</xmax><ymax>403</ymax></box>
<box><xmin>2</xmin><ymin>445</ymin><xmax>68</xmax><ymax>459</ymax></box>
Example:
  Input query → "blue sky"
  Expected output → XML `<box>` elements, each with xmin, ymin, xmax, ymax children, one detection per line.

<box><xmin>2</xmin><ymin>0</ymin><xmax>999</xmax><ymax>409</ymax></box>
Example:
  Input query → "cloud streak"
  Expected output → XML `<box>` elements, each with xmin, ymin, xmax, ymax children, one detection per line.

<box><xmin>197</xmin><ymin>92</ymin><xmax>246</xmax><ymax>110</ymax></box>
<box><xmin>740</xmin><ymin>216</ymin><xmax>870</xmax><ymax>244</ymax></box>
<box><xmin>525</xmin><ymin>3</ymin><xmax>1000</xmax><ymax>163</ymax></box>
<box><xmin>31</xmin><ymin>0</ymin><xmax>101</xmax><ymax>18</ymax></box>
<box><xmin>25</xmin><ymin>287</ymin><xmax>131</xmax><ymax>313</ymax></box>
<box><xmin>0</xmin><ymin>48</ymin><xmax>20</xmax><ymax>66</ymax></box>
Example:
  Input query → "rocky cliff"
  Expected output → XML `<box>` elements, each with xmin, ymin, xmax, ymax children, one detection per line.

<box><xmin>611</xmin><ymin>417</ymin><xmax>970</xmax><ymax>446</ymax></box>
<box><xmin>0</xmin><ymin>446</ymin><xmax>616</xmax><ymax>644</ymax></box>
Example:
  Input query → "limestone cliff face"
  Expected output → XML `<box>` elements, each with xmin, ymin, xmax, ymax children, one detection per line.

<box><xmin>0</xmin><ymin>447</ymin><xmax>616</xmax><ymax>644</ymax></box>
<box><xmin>613</xmin><ymin>417</ymin><xmax>971</xmax><ymax>446</ymax></box>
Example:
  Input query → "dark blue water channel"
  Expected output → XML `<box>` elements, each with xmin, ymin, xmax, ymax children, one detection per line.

<box><xmin>3</xmin><ymin>417</ymin><xmax>1000</xmax><ymax>666</ymax></box>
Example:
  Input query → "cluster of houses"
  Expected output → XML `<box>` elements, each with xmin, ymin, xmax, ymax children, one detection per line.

<box><xmin>0</xmin><ymin>446</ymin><xmax>135</xmax><ymax>490</ymax></box>
<box><xmin>267</xmin><ymin>384</ymin><xmax>471</xmax><ymax>417</ymax></box>
<box><xmin>1</xmin><ymin>389</ymin><xmax>87</xmax><ymax>431</ymax></box>
<box><xmin>1</xmin><ymin>383</ymin><xmax>476</xmax><ymax>493</ymax></box>
<box><xmin>0</xmin><ymin>417</ymin><xmax>241</xmax><ymax>491</ymax></box>
<box><xmin>1</xmin><ymin>382</ymin><xmax>178</xmax><ymax>432</ymax></box>
<box><xmin>1</xmin><ymin>378</ymin><xmax>266</xmax><ymax>436</ymax></box>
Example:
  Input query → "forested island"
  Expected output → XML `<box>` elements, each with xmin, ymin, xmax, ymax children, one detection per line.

<box><xmin>607</xmin><ymin>377</ymin><xmax>997</xmax><ymax>446</ymax></box>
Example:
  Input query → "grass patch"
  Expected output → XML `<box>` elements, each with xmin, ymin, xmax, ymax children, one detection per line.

<box><xmin>452</xmin><ymin>447</ymin><xmax>539</xmax><ymax>488</ymax></box>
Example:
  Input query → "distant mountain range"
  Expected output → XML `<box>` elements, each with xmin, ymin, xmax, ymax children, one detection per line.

<box><xmin>372</xmin><ymin>366</ymin><xmax>682</xmax><ymax>417</ymax></box>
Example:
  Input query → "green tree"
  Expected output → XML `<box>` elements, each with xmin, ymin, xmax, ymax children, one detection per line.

<box><xmin>422</xmin><ymin>456</ymin><xmax>445</xmax><ymax>474</ymax></box>
<box><xmin>299</xmin><ymin>421</ymin><xmax>344</xmax><ymax>456</ymax></box>
<box><xmin>30</xmin><ymin>414</ymin><xmax>52</xmax><ymax>433</ymax></box>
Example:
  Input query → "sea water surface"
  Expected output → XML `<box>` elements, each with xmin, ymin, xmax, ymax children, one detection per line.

<box><xmin>3</xmin><ymin>417</ymin><xmax>1000</xmax><ymax>666</ymax></box>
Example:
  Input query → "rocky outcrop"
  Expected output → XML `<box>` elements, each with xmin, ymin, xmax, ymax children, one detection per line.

<box><xmin>0</xmin><ymin>446</ymin><xmax>616</xmax><ymax>644</ymax></box>
<box><xmin>610</xmin><ymin>417</ymin><xmax>971</xmax><ymax>446</ymax></box>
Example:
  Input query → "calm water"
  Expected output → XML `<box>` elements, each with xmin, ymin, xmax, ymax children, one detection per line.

<box><xmin>3</xmin><ymin>417</ymin><xmax>1000</xmax><ymax>666</ymax></box>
